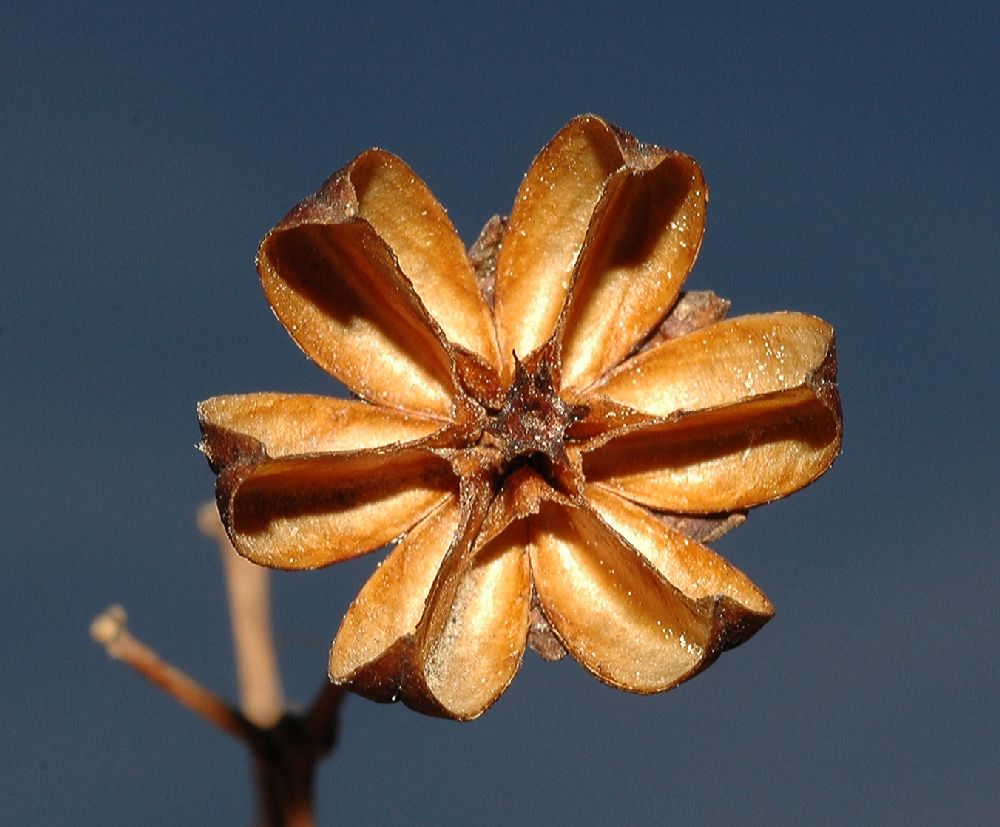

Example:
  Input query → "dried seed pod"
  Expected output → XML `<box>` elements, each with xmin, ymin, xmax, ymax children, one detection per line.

<box><xmin>199</xmin><ymin>115</ymin><xmax>842</xmax><ymax>720</ymax></box>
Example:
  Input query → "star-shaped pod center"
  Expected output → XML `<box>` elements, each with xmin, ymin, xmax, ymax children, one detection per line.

<box><xmin>480</xmin><ymin>345</ymin><xmax>587</xmax><ymax>495</ymax></box>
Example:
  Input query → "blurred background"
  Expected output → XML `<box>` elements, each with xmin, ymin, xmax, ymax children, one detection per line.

<box><xmin>4</xmin><ymin>2</ymin><xmax>997</xmax><ymax>824</ymax></box>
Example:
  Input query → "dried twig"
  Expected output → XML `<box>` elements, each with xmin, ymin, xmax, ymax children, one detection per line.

<box><xmin>91</xmin><ymin>505</ymin><xmax>346</xmax><ymax>826</ymax></box>
<box><xmin>90</xmin><ymin>605</ymin><xmax>255</xmax><ymax>741</ymax></box>
<box><xmin>198</xmin><ymin>503</ymin><xmax>284</xmax><ymax>727</ymax></box>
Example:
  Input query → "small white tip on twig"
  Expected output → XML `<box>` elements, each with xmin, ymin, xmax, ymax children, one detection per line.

<box><xmin>90</xmin><ymin>604</ymin><xmax>128</xmax><ymax>648</ymax></box>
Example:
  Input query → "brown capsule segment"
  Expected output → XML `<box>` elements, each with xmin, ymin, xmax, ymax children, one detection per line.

<box><xmin>493</xmin><ymin>115</ymin><xmax>625</xmax><ymax>376</ymax></box>
<box><xmin>258</xmin><ymin>198</ymin><xmax>458</xmax><ymax>417</ymax></box>
<box><xmin>528</xmin><ymin>498</ymin><xmax>716</xmax><ymax>692</ymax></box>
<box><xmin>198</xmin><ymin>393</ymin><xmax>445</xmax><ymax>460</ymax></box>
<box><xmin>584</xmin><ymin>388</ymin><xmax>841</xmax><ymax>513</ymax></box>
<box><xmin>345</xmin><ymin>150</ymin><xmax>501</xmax><ymax>370</ymax></box>
<box><xmin>219</xmin><ymin>448</ymin><xmax>457</xmax><ymax>570</ymax></box>
<box><xmin>329</xmin><ymin>495</ymin><xmax>462</xmax><ymax>698</ymax></box>
<box><xmin>585</xmin><ymin>484</ymin><xmax>773</xmax><ymax>625</ymax></box>
<box><xmin>591</xmin><ymin>313</ymin><xmax>835</xmax><ymax>418</ymax></box>
<box><xmin>559</xmin><ymin>150</ymin><xmax>707</xmax><ymax>392</ymax></box>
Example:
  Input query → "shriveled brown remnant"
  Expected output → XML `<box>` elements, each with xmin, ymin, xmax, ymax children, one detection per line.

<box><xmin>199</xmin><ymin>115</ymin><xmax>842</xmax><ymax>720</ymax></box>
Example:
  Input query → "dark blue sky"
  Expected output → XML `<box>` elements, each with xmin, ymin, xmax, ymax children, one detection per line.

<box><xmin>4</xmin><ymin>3</ymin><xmax>998</xmax><ymax>824</ymax></box>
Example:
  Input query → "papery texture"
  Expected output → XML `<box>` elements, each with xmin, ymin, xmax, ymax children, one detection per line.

<box><xmin>200</xmin><ymin>114</ymin><xmax>842</xmax><ymax>719</ymax></box>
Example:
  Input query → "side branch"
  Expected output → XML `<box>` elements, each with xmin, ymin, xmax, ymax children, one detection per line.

<box><xmin>90</xmin><ymin>605</ymin><xmax>256</xmax><ymax>742</ymax></box>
